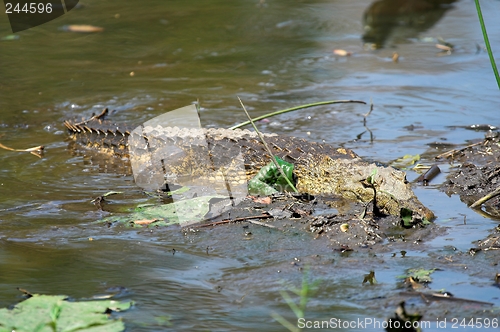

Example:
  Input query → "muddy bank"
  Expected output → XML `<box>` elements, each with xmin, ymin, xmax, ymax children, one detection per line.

<box><xmin>162</xmin><ymin>193</ymin><xmax>496</xmax><ymax>326</ymax></box>
<box><xmin>440</xmin><ymin>131</ymin><xmax>500</xmax><ymax>219</ymax></box>
<box><xmin>178</xmin><ymin>193</ymin><xmax>438</xmax><ymax>250</ymax></box>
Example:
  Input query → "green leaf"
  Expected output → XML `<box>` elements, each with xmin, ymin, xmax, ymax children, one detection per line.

<box><xmin>1</xmin><ymin>35</ymin><xmax>20</xmax><ymax>41</ymax></box>
<box><xmin>400</xmin><ymin>208</ymin><xmax>413</xmax><ymax>228</ymax></box>
<box><xmin>366</xmin><ymin>168</ymin><xmax>378</xmax><ymax>185</ymax></box>
<box><xmin>398</xmin><ymin>268</ymin><xmax>436</xmax><ymax>283</ymax></box>
<box><xmin>100</xmin><ymin>195</ymin><xmax>227</xmax><ymax>227</ymax></box>
<box><xmin>167</xmin><ymin>186</ymin><xmax>190</xmax><ymax>195</ymax></box>
<box><xmin>248</xmin><ymin>157</ymin><xmax>295</xmax><ymax>195</ymax></box>
<box><xmin>362</xmin><ymin>271</ymin><xmax>377</xmax><ymax>285</ymax></box>
<box><xmin>391</xmin><ymin>154</ymin><xmax>420</xmax><ymax>170</ymax></box>
<box><xmin>421</xmin><ymin>217</ymin><xmax>431</xmax><ymax>225</ymax></box>
<box><xmin>102</xmin><ymin>191</ymin><xmax>123</xmax><ymax>197</ymax></box>
<box><xmin>0</xmin><ymin>294</ymin><xmax>132</xmax><ymax>332</ymax></box>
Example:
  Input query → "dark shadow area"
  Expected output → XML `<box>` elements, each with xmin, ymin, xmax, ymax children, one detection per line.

<box><xmin>362</xmin><ymin>0</ymin><xmax>457</xmax><ymax>48</ymax></box>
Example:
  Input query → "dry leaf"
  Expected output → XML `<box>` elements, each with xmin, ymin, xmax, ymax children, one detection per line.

<box><xmin>63</xmin><ymin>25</ymin><xmax>104</xmax><ymax>33</ymax></box>
<box><xmin>333</xmin><ymin>49</ymin><xmax>352</xmax><ymax>56</ymax></box>
<box><xmin>133</xmin><ymin>219</ymin><xmax>159</xmax><ymax>225</ymax></box>
<box><xmin>436</xmin><ymin>44</ymin><xmax>452</xmax><ymax>52</ymax></box>
<box><xmin>251</xmin><ymin>196</ymin><xmax>272</xmax><ymax>204</ymax></box>
<box><xmin>406</xmin><ymin>276</ymin><xmax>422</xmax><ymax>290</ymax></box>
<box><xmin>392</xmin><ymin>52</ymin><xmax>399</xmax><ymax>63</ymax></box>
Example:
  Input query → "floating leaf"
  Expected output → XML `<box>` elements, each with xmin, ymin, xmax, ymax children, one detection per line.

<box><xmin>392</xmin><ymin>52</ymin><xmax>399</xmax><ymax>63</ymax></box>
<box><xmin>1</xmin><ymin>34</ymin><xmax>19</xmax><ymax>41</ymax></box>
<box><xmin>362</xmin><ymin>271</ymin><xmax>377</xmax><ymax>285</ymax></box>
<box><xmin>436</xmin><ymin>43</ymin><xmax>452</xmax><ymax>52</ymax></box>
<box><xmin>0</xmin><ymin>294</ymin><xmax>132</xmax><ymax>332</ymax></box>
<box><xmin>406</xmin><ymin>276</ymin><xmax>423</xmax><ymax>290</ymax></box>
<box><xmin>133</xmin><ymin>219</ymin><xmax>159</xmax><ymax>225</ymax></box>
<box><xmin>413</xmin><ymin>164</ymin><xmax>430</xmax><ymax>172</ymax></box>
<box><xmin>436</xmin><ymin>37</ymin><xmax>454</xmax><ymax>50</ymax></box>
<box><xmin>398</xmin><ymin>268</ymin><xmax>436</xmax><ymax>283</ymax></box>
<box><xmin>333</xmin><ymin>49</ymin><xmax>352</xmax><ymax>56</ymax></box>
<box><xmin>100</xmin><ymin>195</ymin><xmax>227</xmax><ymax>227</ymax></box>
<box><xmin>62</xmin><ymin>25</ymin><xmax>104</xmax><ymax>33</ymax></box>
<box><xmin>103</xmin><ymin>191</ymin><xmax>123</xmax><ymax>197</ymax></box>
<box><xmin>391</xmin><ymin>154</ymin><xmax>420</xmax><ymax>169</ymax></box>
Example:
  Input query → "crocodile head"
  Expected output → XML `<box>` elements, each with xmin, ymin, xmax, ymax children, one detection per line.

<box><xmin>295</xmin><ymin>156</ymin><xmax>435</xmax><ymax>222</ymax></box>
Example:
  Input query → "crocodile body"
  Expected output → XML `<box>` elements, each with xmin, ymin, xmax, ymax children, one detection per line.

<box><xmin>65</xmin><ymin>114</ymin><xmax>434</xmax><ymax>221</ymax></box>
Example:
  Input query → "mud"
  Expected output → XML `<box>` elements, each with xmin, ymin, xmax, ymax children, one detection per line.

<box><xmin>175</xmin><ymin>193</ymin><xmax>498</xmax><ymax>324</ymax></box>
<box><xmin>440</xmin><ymin>131</ymin><xmax>500</xmax><ymax>219</ymax></box>
<box><xmin>183</xmin><ymin>193</ymin><xmax>438</xmax><ymax>250</ymax></box>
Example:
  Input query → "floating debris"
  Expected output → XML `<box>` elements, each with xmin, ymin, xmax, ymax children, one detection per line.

<box><xmin>61</xmin><ymin>25</ymin><xmax>104</xmax><ymax>33</ymax></box>
<box><xmin>0</xmin><ymin>142</ymin><xmax>44</xmax><ymax>158</ymax></box>
<box><xmin>392</xmin><ymin>52</ymin><xmax>399</xmax><ymax>63</ymax></box>
<box><xmin>363</xmin><ymin>271</ymin><xmax>377</xmax><ymax>285</ymax></box>
<box><xmin>333</xmin><ymin>49</ymin><xmax>352</xmax><ymax>56</ymax></box>
<box><xmin>415</xmin><ymin>165</ymin><xmax>441</xmax><ymax>186</ymax></box>
<box><xmin>1</xmin><ymin>34</ymin><xmax>19</xmax><ymax>41</ymax></box>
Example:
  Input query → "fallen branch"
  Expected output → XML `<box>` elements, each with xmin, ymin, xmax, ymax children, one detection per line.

<box><xmin>435</xmin><ymin>141</ymin><xmax>482</xmax><ymax>159</ymax></box>
<box><xmin>0</xmin><ymin>142</ymin><xmax>44</xmax><ymax>158</ymax></box>
<box><xmin>470</xmin><ymin>185</ymin><xmax>500</xmax><ymax>208</ymax></box>
<box><xmin>191</xmin><ymin>213</ymin><xmax>273</xmax><ymax>228</ymax></box>
<box><xmin>400</xmin><ymin>291</ymin><xmax>493</xmax><ymax>306</ymax></box>
<box><xmin>248</xmin><ymin>219</ymin><xmax>278</xmax><ymax>229</ymax></box>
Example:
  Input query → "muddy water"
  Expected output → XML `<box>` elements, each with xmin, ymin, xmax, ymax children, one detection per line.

<box><xmin>1</xmin><ymin>0</ymin><xmax>500</xmax><ymax>330</ymax></box>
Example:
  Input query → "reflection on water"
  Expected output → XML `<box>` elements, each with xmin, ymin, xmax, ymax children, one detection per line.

<box><xmin>363</xmin><ymin>0</ymin><xmax>457</xmax><ymax>48</ymax></box>
<box><xmin>2</xmin><ymin>0</ymin><xmax>500</xmax><ymax>330</ymax></box>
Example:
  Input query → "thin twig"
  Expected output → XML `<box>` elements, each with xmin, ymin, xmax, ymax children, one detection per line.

<box><xmin>435</xmin><ymin>141</ymin><xmax>482</xmax><ymax>159</ymax></box>
<box><xmin>363</xmin><ymin>98</ymin><xmax>374</xmax><ymax>126</ymax></box>
<box><xmin>0</xmin><ymin>142</ymin><xmax>44</xmax><ymax>158</ymax></box>
<box><xmin>238</xmin><ymin>97</ymin><xmax>298</xmax><ymax>193</ymax></box>
<box><xmin>470</xmin><ymin>185</ymin><xmax>500</xmax><ymax>208</ymax></box>
<box><xmin>248</xmin><ymin>219</ymin><xmax>278</xmax><ymax>229</ymax></box>
<box><xmin>191</xmin><ymin>213</ymin><xmax>273</xmax><ymax>228</ymax></box>
<box><xmin>229</xmin><ymin>100</ymin><xmax>366</xmax><ymax>130</ymax></box>
<box><xmin>72</xmin><ymin>108</ymin><xmax>109</xmax><ymax>126</ymax></box>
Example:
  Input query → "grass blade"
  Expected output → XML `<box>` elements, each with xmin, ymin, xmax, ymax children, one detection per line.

<box><xmin>229</xmin><ymin>100</ymin><xmax>366</xmax><ymax>130</ymax></box>
<box><xmin>474</xmin><ymin>0</ymin><xmax>500</xmax><ymax>89</ymax></box>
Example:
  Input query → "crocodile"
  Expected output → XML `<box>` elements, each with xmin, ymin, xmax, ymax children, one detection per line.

<box><xmin>64</xmin><ymin>110</ymin><xmax>434</xmax><ymax>221</ymax></box>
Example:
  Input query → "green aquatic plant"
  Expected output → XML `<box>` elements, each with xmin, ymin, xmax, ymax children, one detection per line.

<box><xmin>248</xmin><ymin>156</ymin><xmax>295</xmax><ymax>195</ymax></box>
<box><xmin>239</xmin><ymin>97</ymin><xmax>298</xmax><ymax>193</ymax></box>
<box><xmin>271</xmin><ymin>267</ymin><xmax>321</xmax><ymax>332</ymax></box>
<box><xmin>474</xmin><ymin>0</ymin><xmax>500</xmax><ymax>89</ymax></box>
